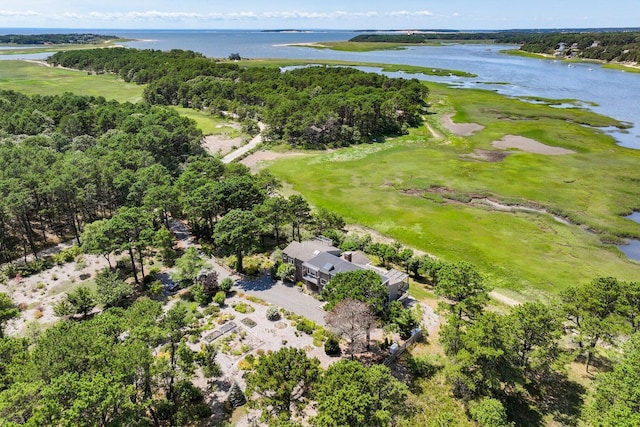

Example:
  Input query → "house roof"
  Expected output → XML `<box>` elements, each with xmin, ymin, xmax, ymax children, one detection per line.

<box><xmin>349</xmin><ymin>251</ymin><xmax>372</xmax><ymax>267</ymax></box>
<box><xmin>283</xmin><ymin>240</ymin><xmax>340</xmax><ymax>263</ymax></box>
<box><xmin>304</xmin><ymin>252</ymin><xmax>363</xmax><ymax>276</ymax></box>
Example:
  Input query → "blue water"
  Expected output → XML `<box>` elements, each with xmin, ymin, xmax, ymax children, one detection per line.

<box><xmin>2</xmin><ymin>28</ymin><xmax>638</xmax><ymax>149</ymax></box>
<box><xmin>620</xmin><ymin>213</ymin><xmax>640</xmax><ymax>261</ymax></box>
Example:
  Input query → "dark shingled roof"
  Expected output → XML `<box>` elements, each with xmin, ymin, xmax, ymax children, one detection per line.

<box><xmin>282</xmin><ymin>240</ymin><xmax>340</xmax><ymax>263</ymax></box>
<box><xmin>304</xmin><ymin>252</ymin><xmax>362</xmax><ymax>276</ymax></box>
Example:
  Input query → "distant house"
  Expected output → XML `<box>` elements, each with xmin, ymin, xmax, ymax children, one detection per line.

<box><xmin>282</xmin><ymin>238</ymin><xmax>409</xmax><ymax>302</ymax></box>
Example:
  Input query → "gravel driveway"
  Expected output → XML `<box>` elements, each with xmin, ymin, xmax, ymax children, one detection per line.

<box><xmin>235</xmin><ymin>276</ymin><xmax>327</xmax><ymax>326</ymax></box>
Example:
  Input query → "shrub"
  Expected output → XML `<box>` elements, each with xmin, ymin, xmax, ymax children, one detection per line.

<box><xmin>407</xmin><ymin>354</ymin><xmax>440</xmax><ymax>379</ymax></box>
<box><xmin>266</xmin><ymin>306</ymin><xmax>280</xmax><ymax>321</ymax></box>
<box><xmin>213</xmin><ymin>291</ymin><xmax>226</xmax><ymax>307</ymax></box>
<box><xmin>192</xmin><ymin>284</ymin><xmax>210</xmax><ymax>306</ymax></box>
<box><xmin>296</xmin><ymin>319</ymin><xmax>316</xmax><ymax>335</ymax></box>
<box><xmin>220</xmin><ymin>277</ymin><xmax>233</xmax><ymax>293</ymax></box>
<box><xmin>147</xmin><ymin>280</ymin><xmax>164</xmax><ymax>296</ymax></box>
<box><xmin>232</xmin><ymin>302</ymin><xmax>254</xmax><ymax>314</ymax></box>
<box><xmin>324</xmin><ymin>335</ymin><xmax>340</xmax><ymax>355</ymax></box>
<box><xmin>203</xmin><ymin>305</ymin><xmax>220</xmax><ymax>316</ymax></box>
<box><xmin>276</xmin><ymin>262</ymin><xmax>296</xmax><ymax>281</ymax></box>
<box><xmin>469</xmin><ymin>397</ymin><xmax>513</xmax><ymax>427</ymax></box>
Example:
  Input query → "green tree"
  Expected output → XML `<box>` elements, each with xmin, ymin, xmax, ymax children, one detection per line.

<box><xmin>254</xmin><ymin>196</ymin><xmax>288</xmax><ymax>246</ymax></box>
<box><xmin>106</xmin><ymin>207</ymin><xmax>155</xmax><ymax>285</ymax></box>
<box><xmin>619</xmin><ymin>280</ymin><xmax>640</xmax><ymax>333</ymax></box>
<box><xmin>154</xmin><ymin>225</ymin><xmax>177</xmax><ymax>266</ymax></box>
<box><xmin>81</xmin><ymin>219</ymin><xmax>117</xmax><ymax>269</ymax></box>
<box><xmin>287</xmin><ymin>195</ymin><xmax>312</xmax><ymax>242</ymax></box>
<box><xmin>435</xmin><ymin>261</ymin><xmax>490</xmax><ymax>355</ymax></box>
<box><xmin>214</xmin><ymin>209</ymin><xmax>260</xmax><ymax>273</ymax></box>
<box><xmin>561</xmin><ymin>277</ymin><xmax>623</xmax><ymax>372</ymax></box>
<box><xmin>246</xmin><ymin>347</ymin><xmax>320</xmax><ymax>422</ymax></box>
<box><xmin>0</xmin><ymin>293</ymin><xmax>19</xmax><ymax>338</ymax></box>
<box><xmin>321</xmin><ymin>269</ymin><xmax>388</xmax><ymax>315</ymax></box>
<box><xmin>313</xmin><ymin>360</ymin><xmax>408</xmax><ymax>427</ymax></box>
<box><xmin>446</xmin><ymin>312</ymin><xmax>515</xmax><ymax>399</ymax></box>
<box><xmin>66</xmin><ymin>286</ymin><xmax>96</xmax><ymax>318</ymax></box>
<box><xmin>469</xmin><ymin>397</ymin><xmax>514</xmax><ymax>427</ymax></box>
<box><xmin>173</xmin><ymin>247</ymin><xmax>209</xmax><ymax>285</ymax></box>
<box><xmin>507</xmin><ymin>302</ymin><xmax>562</xmax><ymax>378</ymax></box>
<box><xmin>94</xmin><ymin>268</ymin><xmax>132</xmax><ymax>308</ymax></box>
<box><xmin>584</xmin><ymin>332</ymin><xmax>640</xmax><ymax>427</ymax></box>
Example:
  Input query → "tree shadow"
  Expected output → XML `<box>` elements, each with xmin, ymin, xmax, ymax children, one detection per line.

<box><xmin>527</xmin><ymin>371</ymin><xmax>586</xmax><ymax>427</ymax></box>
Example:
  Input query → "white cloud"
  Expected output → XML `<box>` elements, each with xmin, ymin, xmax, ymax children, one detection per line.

<box><xmin>6</xmin><ymin>9</ymin><xmax>436</xmax><ymax>23</ymax></box>
<box><xmin>0</xmin><ymin>9</ymin><xmax>39</xmax><ymax>17</ymax></box>
<box><xmin>388</xmin><ymin>10</ymin><xmax>433</xmax><ymax>17</ymax></box>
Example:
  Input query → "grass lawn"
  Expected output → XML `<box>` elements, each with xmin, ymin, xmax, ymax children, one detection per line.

<box><xmin>0</xmin><ymin>60</ymin><xmax>143</xmax><ymax>102</ymax></box>
<box><xmin>268</xmin><ymin>83</ymin><xmax>640</xmax><ymax>297</ymax></box>
<box><xmin>171</xmin><ymin>107</ymin><xmax>242</xmax><ymax>137</ymax></box>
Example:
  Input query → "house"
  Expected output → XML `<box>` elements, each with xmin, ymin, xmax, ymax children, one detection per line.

<box><xmin>282</xmin><ymin>237</ymin><xmax>340</xmax><ymax>283</ymax></box>
<box><xmin>282</xmin><ymin>238</ymin><xmax>409</xmax><ymax>302</ymax></box>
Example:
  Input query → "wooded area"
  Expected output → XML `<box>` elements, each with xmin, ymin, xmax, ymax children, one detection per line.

<box><xmin>0</xmin><ymin>33</ymin><xmax>118</xmax><ymax>45</ymax></box>
<box><xmin>48</xmin><ymin>48</ymin><xmax>429</xmax><ymax>147</ymax></box>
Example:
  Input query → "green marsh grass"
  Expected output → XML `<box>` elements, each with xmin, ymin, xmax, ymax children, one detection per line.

<box><xmin>0</xmin><ymin>60</ymin><xmax>143</xmax><ymax>102</ymax></box>
<box><xmin>268</xmin><ymin>83</ymin><xmax>640</xmax><ymax>295</ymax></box>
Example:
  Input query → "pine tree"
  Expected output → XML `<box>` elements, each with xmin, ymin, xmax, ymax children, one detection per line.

<box><xmin>228</xmin><ymin>381</ymin><xmax>246</xmax><ymax>408</ymax></box>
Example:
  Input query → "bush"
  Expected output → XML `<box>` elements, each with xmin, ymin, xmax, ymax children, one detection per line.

<box><xmin>324</xmin><ymin>335</ymin><xmax>340</xmax><ymax>355</ymax></box>
<box><xmin>220</xmin><ymin>277</ymin><xmax>233</xmax><ymax>293</ymax></box>
<box><xmin>276</xmin><ymin>262</ymin><xmax>296</xmax><ymax>281</ymax></box>
<box><xmin>296</xmin><ymin>318</ymin><xmax>316</xmax><ymax>335</ymax></box>
<box><xmin>469</xmin><ymin>398</ymin><xmax>513</xmax><ymax>427</ymax></box>
<box><xmin>213</xmin><ymin>291</ymin><xmax>226</xmax><ymax>307</ymax></box>
<box><xmin>266</xmin><ymin>306</ymin><xmax>280</xmax><ymax>321</ymax></box>
<box><xmin>53</xmin><ymin>246</ymin><xmax>82</xmax><ymax>265</ymax></box>
<box><xmin>203</xmin><ymin>305</ymin><xmax>220</xmax><ymax>316</ymax></box>
<box><xmin>192</xmin><ymin>284</ymin><xmax>210</xmax><ymax>305</ymax></box>
<box><xmin>407</xmin><ymin>354</ymin><xmax>440</xmax><ymax>379</ymax></box>
<box><xmin>232</xmin><ymin>302</ymin><xmax>254</xmax><ymax>314</ymax></box>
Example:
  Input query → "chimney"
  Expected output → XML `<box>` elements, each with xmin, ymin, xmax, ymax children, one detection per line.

<box><xmin>343</xmin><ymin>251</ymin><xmax>352</xmax><ymax>262</ymax></box>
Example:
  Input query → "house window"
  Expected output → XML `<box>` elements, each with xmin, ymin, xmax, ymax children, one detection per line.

<box><xmin>308</xmin><ymin>269</ymin><xmax>317</xmax><ymax>278</ymax></box>
<box><xmin>320</xmin><ymin>279</ymin><xmax>327</xmax><ymax>285</ymax></box>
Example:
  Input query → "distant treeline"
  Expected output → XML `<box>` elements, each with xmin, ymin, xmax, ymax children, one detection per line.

<box><xmin>48</xmin><ymin>48</ymin><xmax>429</xmax><ymax>148</ymax></box>
<box><xmin>350</xmin><ymin>31</ymin><xmax>640</xmax><ymax>63</ymax></box>
<box><xmin>0</xmin><ymin>33</ymin><xmax>118</xmax><ymax>45</ymax></box>
<box><xmin>510</xmin><ymin>31</ymin><xmax>640</xmax><ymax>63</ymax></box>
<box><xmin>350</xmin><ymin>33</ymin><xmax>499</xmax><ymax>43</ymax></box>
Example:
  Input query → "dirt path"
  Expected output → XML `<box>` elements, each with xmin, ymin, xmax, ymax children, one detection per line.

<box><xmin>424</xmin><ymin>121</ymin><xmax>443</xmax><ymax>139</ymax></box>
<box><xmin>221</xmin><ymin>122</ymin><xmax>266</xmax><ymax>164</ymax></box>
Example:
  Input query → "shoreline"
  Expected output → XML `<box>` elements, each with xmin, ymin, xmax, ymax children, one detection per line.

<box><xmin>507</xmin><ymin>48</ymin><xmax>640</xmax><ymax>72</ymax></box>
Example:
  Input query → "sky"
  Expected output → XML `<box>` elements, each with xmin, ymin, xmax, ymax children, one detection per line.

<box><xmin>0</xmin><ymin>1</ymin><xmax>638</xmax><ymax>30</ymax></box>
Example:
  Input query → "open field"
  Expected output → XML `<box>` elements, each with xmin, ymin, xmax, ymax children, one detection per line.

<box><xmin>171</xmin><ymin>107</ymin><xmax>243</xmax><ymax>137</ymax></box>
<box><xmin>268</xmin><ymin>82</ymin><xmax>640</xmax><ymax>297</ymax></box>
<box><xmin>0</xmin><ymin>60</ymin><xmax>143</xmax><ymax>102</ymax></box>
